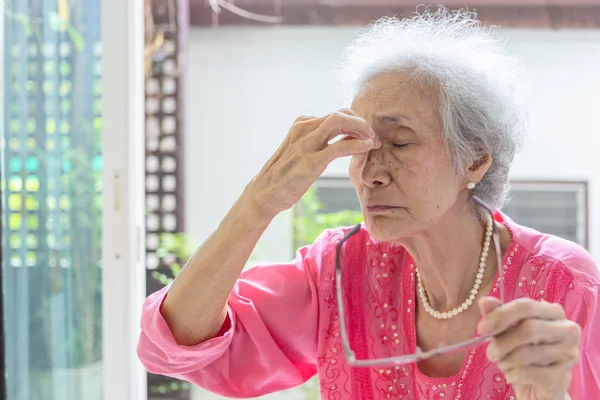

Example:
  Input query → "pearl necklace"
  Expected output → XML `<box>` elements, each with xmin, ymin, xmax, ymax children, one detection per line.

<box><xmin>416</xmin><ymin>216</ymin><xmax>493</xmax><ymax>320</ymax></box>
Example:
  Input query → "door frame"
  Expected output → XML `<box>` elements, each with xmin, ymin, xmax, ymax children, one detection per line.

<box><xmin>101</xmin><ymin>0</ymin><xmax>147</xmax><ymax>399</ymax></box>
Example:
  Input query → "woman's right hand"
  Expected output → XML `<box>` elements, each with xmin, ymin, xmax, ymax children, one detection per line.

<box><xmin>246</xmin><ymin>109</ymin><xmax>381</xmax><ymax>219</ymax></box>
<box><xmin>155</xmin><ymin>109</ymin><xmax>378</xmax><ymax>346</ymax></box>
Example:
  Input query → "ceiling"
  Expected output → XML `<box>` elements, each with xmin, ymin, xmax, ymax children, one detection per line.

<box><xmin>189</xmin><ymin>0</ymin><xmax>600</xmax><ymax>28</ymax></box>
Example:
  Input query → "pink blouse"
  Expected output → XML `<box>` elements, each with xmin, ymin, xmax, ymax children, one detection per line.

<box><xmin>137</xmin><ymin>212</ymin><xmax>600</xmax><ymax>399</ymax></box>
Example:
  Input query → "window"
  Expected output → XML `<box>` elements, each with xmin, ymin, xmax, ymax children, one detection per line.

<box><xmin>502</xmin><ymin>181</ymin><xmax>588</xmax><ymax>248</ymax></box>
<box><xmin>314</xmin><ymin>178</ymin><xmax>361</xmax><ymax>214</ymax></box>
<box><xmin>308</xmin><ymin>178</ymin><xmax>588</xmax><ymax>247</ymax></box>
<box><xmin>1</xmin><ymin>1</ymin><xmax>103</xmax><ymax>399</ymax></box>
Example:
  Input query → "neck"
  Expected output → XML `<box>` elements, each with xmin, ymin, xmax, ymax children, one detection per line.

<box><xmin>395</xmin><ymin>203</ymin><xmax>498</xmax><ymax>311</ymax></box>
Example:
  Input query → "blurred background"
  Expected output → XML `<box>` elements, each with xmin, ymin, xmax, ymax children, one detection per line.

<box><xmin>1</xmin><ymin>0</ymin><xmax>599</xmax><ymax>399</ymax></box>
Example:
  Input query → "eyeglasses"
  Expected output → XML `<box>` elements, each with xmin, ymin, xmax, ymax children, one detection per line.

<box><xmin>334</xmin><ymin>196</ymin><xmax>504</xmax><ymax>367</ymax></box>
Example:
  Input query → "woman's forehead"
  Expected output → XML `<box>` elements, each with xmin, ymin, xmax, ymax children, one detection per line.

<box><xmin>351</xmin><ymin>72</ymin><xmax>440</xmax><ymax>128</ymax></box>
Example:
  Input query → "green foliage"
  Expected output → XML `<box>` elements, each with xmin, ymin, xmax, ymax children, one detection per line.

<box><xmin>27</xmin><ymin>141</ymin><xmax>103</xmax><ymax>370</ymax></box>
<box><xmin>5</xmin><ymin>8</ymin><xmax>85</xmax><ymax>52</ymax></box>
<box><xmin>293</xmin><ymin>185</ymin><xmax>363</xmax><ymax>249</ymax></box>
<box><xmin>150</xmin><ymin>232</ymin><xmax>196</xmax><ymax>286</ymax></box>
<box><xmin>149</xmin><ymin>379</ymin><xmax>191</xmax><ymax>396</ymax></box>
<box><xmin>47</xmin><ymin>12</ymin><xmax>85</xmax><ymax>51</ymax></box>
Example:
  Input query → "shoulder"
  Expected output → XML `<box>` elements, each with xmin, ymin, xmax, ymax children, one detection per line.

<box><xmin>500</xmin><ymin>212</ymin><xmax>599</xmax><ymax>304</ymax></box>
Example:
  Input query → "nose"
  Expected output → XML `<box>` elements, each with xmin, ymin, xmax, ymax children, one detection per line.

<box><xmin>359</xmin><ymin>148</ymin><xmax>391</xmax><ymax>188</ymax></box>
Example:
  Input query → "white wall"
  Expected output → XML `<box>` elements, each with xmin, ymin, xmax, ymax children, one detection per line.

<box><xmin>184</xmin><ymin>27</ymin><xmax>600</xmax><ymax>264</ymax></box>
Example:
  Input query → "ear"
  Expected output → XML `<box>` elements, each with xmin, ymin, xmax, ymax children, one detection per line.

<box><xmin>466</xmin><ymin>152</ymin><xmax>492</xmax><ymax>186</ymax></box>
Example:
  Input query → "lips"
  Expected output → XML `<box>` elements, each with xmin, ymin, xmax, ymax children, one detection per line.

<box><xmin>365</xmin><ymin>205</ymin><xmax>402</xmax><ymax>214</ymax></box>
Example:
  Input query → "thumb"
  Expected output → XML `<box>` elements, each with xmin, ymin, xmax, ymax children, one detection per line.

<box><xmin>478</xmin><ymin>296</ymin><xmax>503</xmax><ymax>316</ymax></box>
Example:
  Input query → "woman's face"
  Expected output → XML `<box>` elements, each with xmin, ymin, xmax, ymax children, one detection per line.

<box><xmin>349</xmin><ymin>72</ymin><xmax>469</xmax><ymax>242</ymax></box>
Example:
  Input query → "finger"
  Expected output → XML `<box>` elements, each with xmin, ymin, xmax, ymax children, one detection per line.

<box><xmin>478</xmin><ymin>296</ymin><xmax>503</xmax><ymax>316</ymax></box>
<box><xmin>486</xmin><ymin>319</ymin><xmax>580</xmax><ymax>363</ymax></box>
<box><xmin>293</xmin><ymin>115</ymin><xmax>317</xmax><ymax>124</ymax></box>
<box><xmin>290</xmin><ymin>115</ymin><xmax>329</xmax><ymax>139</ymax></box>
<box><xmin>336</xmin><ymin>108</ymin><xmax>358</xmax><ymax>116</ymax></box>
<box><xmin>265</xmin><ymin>115</ymin><xmax>319</xmax><ymax>171</ymax></box>
<box><xmin>503</xmin><ymin>364</ymin><xmax>572</xmax><ymax>391</ymax></box>
<box><xmin>494</xmin><ymin>342</ymin><xmax>579</xmax><ymax>372</ymax></box>
<box><xmin>290</xmin><ymin>110</ymin><xmax>358</xmax><ymax>136</ymax></box>
<box><xmin>478</xmin><ymin>298</ymin><xmax>565</xmax><ymax>336</ymax></box>
<box><xmin>320</xmin><ymin>136</ymin><xmax>377</xmax><ymax>162</ymax></box>
<box><xmin>333</xmin><ymin>109</ymin><xmax>377</xmax><ymax>142</ymax></box>
<box><xmin>308</xmin><ymin>111</ymin><xmax>379</xmax><ymax>148</ymax></box>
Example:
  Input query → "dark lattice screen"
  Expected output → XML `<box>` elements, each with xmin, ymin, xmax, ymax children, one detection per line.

<box><xmin>145</xmin><ymin>0</ymin><xmax>189</xmax><ymax>399</ymax></box>
<box><xmin>145</xmin><ymin>0</ymin><xmax>186</xmax><ymax>273</ymax></box>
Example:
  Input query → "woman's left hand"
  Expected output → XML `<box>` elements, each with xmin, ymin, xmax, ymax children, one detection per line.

<box><xmin>478</xmin><ymin>297</ymin><xmax>581</xmax><ymax>400</ymax></box>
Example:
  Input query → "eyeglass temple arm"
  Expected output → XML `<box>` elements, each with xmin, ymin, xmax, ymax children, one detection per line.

<box><xmin>335</xmin><ymin>223</ymin><xmax>363</xmax><ymax>362</ymax></box>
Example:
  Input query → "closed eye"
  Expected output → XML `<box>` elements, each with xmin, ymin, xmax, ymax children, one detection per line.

<box><xmin>393</xmin><ymin>143</ymin><xmax>410</xmax><ymax>148</ymax></box>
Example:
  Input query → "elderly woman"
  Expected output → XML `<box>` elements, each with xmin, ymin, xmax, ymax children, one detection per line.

<box><xmin>137</xmin><ymin>9</ymin><xmax>599</xmax><ymax>400</ymax></box>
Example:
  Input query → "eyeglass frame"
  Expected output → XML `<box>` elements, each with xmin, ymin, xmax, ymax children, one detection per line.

<box><xmin>334</xmin><ymin>195</ymin><xmax>505</xmax><ymax>367</ymax></box>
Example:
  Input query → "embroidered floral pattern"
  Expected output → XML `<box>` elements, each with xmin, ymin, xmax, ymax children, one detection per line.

<box><xmin>366</xmin><ymin>241</ymin><xmax>413</xmax><ymax>398</ymax></box>
<box><xmin>318</xmin><ymin>284</ymin><xmax>349</xmax><ymax>399</ymax></box>
<box><xmin>315</xmin><ymin>216</ymin><xmax>580</xmax><ymax>399</ymax></box>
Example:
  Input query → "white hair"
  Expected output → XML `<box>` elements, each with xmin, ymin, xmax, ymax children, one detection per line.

<box><xmin>340</xmin><ymin>7</ymin><xmax>526</xmax><ymax>211</ymax></box>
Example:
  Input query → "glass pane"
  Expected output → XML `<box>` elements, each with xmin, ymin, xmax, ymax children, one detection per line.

<box><xmin>502</xmin><ymin>189</ymin><xmax>583</xmax><ymax>245</ymax></box>
<box><xmin>315</xmin><ymin>185</ymin><xmax>361</xmax><ymax>213</ymax></box>
<box><xmin>1</xmin><ymin>0</ymin><xmax>103</xmax><ymax>399</ymax></box>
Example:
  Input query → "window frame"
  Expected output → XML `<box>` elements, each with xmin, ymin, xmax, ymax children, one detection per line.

<box><xmin>101</xmin><ymin>0</ymin><xmax>147</xmax><ymax>399</ymax></box>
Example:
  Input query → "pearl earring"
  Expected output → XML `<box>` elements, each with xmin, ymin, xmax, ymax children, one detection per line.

<box><xmin>467</xmin><ymin>182</ymin><xmax>476</xmax><ymax>190</ymax></box>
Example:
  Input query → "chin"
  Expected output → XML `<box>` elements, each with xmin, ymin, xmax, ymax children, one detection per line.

<box><xmin>364</xmin><ymin>215</ymin><xmax>416</xmax><ymax>242</ymax></box>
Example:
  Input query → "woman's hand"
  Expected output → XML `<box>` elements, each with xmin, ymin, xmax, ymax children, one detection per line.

<box><xmin>246</xmin><ymin>109</ymin><xmax>380</xmax><ymax>219</ymax></box>
<box><xmin>478</xmin><ymin>297</ymin><xmax>581</xmax><ymax>400</ymax></box>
